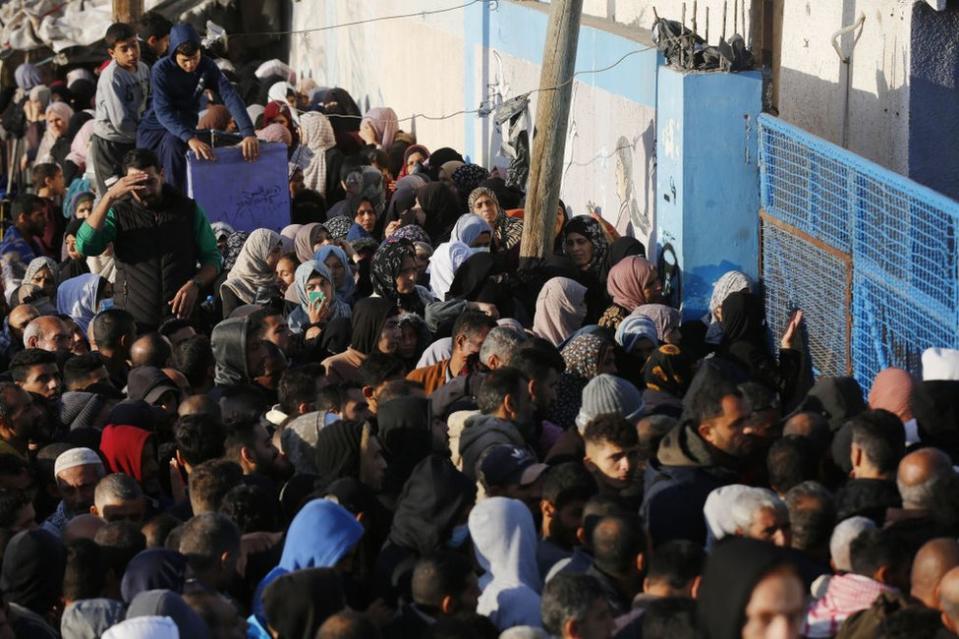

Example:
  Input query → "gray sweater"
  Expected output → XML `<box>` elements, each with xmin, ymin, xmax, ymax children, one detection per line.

<box><xmin>93</xmin><ymin>60</ymin><xmax>151</xmax><ymax>143</ymax></box>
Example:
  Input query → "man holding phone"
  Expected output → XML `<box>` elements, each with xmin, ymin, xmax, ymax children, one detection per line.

<box><xmin>75</xmin><ymin>148</ymin><xmax>222</xmax><ymax>333</ymax></box>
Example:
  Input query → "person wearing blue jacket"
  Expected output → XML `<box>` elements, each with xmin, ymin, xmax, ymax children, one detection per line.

<box><xmin>137</xmin><ymin>22</ymin><xmax>258</xmax><ymax>191</ymax></box>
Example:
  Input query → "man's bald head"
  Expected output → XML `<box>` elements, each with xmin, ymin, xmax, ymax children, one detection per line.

<box><xmin>783</xmin><ymin>412</ymin><xmax>831</xmax><ymax>451</ymax></box>
<box><xmin>912</xmin><ymin>538</ymin><xmax>959</xmax><ymax>609</ymax></box>
<box><xmin>7</xmin><ymin>304</ymin><xmax>38</xmax><ymax>340</ymax></box>
<box><xmin>178</xmin><ymin>394</ymin><xmax>220</xmax><ymax>420</ymax></box>
<box><xmin>897</xmin><ymin>447</ymin><xmax>955</xmax><ymax>510</ymax></box>
<box><xmin>130</xmin><ymin>333</ymin><xmax>173</xmax><ymax>369</ymax></box>
<box><xmin>938</xmin><ymin>566</ymin><xmax>959</xmax><ymax>633</ymax></box>
<box><xmin>23</xmin><ymin>315</ymin><xmax>70</xmax><ymax>352</ymax></box>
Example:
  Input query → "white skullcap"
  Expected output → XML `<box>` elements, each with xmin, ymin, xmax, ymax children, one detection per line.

<box><xmin>54</xmin><ymin>447</ymin><xmax>103</xmax><ymax>477</ymax></box>
<box><xmin>921</xmin><ymin>347</ymin><xmax>959</xmax><ymax>381</ymax></box>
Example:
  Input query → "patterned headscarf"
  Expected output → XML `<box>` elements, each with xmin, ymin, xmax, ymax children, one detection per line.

<box><xmin>451</xmin><ymin>164</ymin><xmax>489</xmax><ymax>198</ymax></box>
<box><xmin>608</xmin><ymin>256</ymin><xmax>658</xmax><ymax>311</ymax></box>
<box><xmin>563</xmin><ymin>216</ymin><xmax>609</xmax><ymax>277</ymax></box>
<box><xmin>322</xmin><ymin>216</ymin><xmax>352</xmax><ymax>242</ymax></box>
<box><xmin>643</xmin><ymin>344</ymin><xmax>693</xmax><ymax>397</ymax></box>
<box><xmin>371</xmin><ymin>239</ymin><xmax>422</xmax><ymax>314</ymax></box>
<box><xmin>221</xmin><ymin>229</ymin><xmax>281</xmax><ymax>304</ymax></box>
<box><xmin>705</xmin><ymin>271</ymin><xmax>755</xmax><ymax>345</ymax></box>
<box><xmin>468</xmin><ymin>186</ymin><xmax>523</xmax><ymax>250</ymax></box>
<box><xmin>256</xmin><ymin>123</ymin><xmax>292</xmax><ymax>146</ymax></box>
<box><xmin>547</xmin><ymin>333</ymin><xmax>610</xmax><ymax>430</ymax></box>
<box><xmin>634</xmin><ymin>304</ymin><xmax>681</xmax><ymax>343</ymax></box>
<box><xmin>223</xmin><ymin>232</ymin><xmax>249</xmax><ymax>271</ymax></box>
<box><xmin>385</xmin><ymin>224</ymin><xmax>432</xmax><ymax>247</ymax></box>
<box><xmin>299</xmin><ymin>112</ymin><xmax>337</xmax><ymax>196</ymax></box>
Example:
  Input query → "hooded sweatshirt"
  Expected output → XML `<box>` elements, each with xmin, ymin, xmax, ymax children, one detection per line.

<box><xmin>56</xmin><ymin>273</ymin><xmax>102</xmax><ymax>333</ymax></box>
<box><xmin>469</xmin><ymin>497</ymin><xmax>543</xmax><ymax>631</ymax></box>
<box><xmin>0</xmin><ymin>529</ymin><xmax>67</xmax><ymax>616</ymax></box>
<box><xmin>211</xmin><ymin>316</ymin><xmax>251</xmax><ymax>386</ymax></box>
<box><xmin>459</xmin><ymin>413</ymin><xmax>529</xmax><ymax>481</ymax></box>
<box><xmin>139</xmin><ymin>23</ymin><xmax>254</xmax><ymax>143</ymax></box>
<box><xmin>60</xmin><ymin>598</ymin><xmax>126</xmax><ymax>639</ymax></box>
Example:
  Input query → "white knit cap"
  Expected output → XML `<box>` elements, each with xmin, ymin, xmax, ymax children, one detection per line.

<box><xmin>921</xmin><ymin>347</ymin><xmax>959</xmax><ymax>381</ymax></box>
<box><xmin>53</xmin><ymin>447</ymin><xmax>103</xmax><ymax>477</ymax></box>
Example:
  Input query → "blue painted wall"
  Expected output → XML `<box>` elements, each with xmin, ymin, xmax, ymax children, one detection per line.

<box><xmin>655</xmin><ymin>67</ymin><xmax>763</xmax><ymax>319</ymax></box>
<box><xmin>909</xmin><ymin>2</ymin><xmax>959</xmax><ymax>202</ymax></box>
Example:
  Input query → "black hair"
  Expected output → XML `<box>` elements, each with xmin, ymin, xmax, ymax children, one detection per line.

<box><xmin>188</xmin><ymin>459</ymin><xmax>244</xmax><ymax>514</ymax></box>
<box><xmin>178</xmin><ymin>512</ymin><xmax>241</xmax><ymax>573</ymax></box>
<box><xmin>174</xmin><ymin>335</ymin><xmax>214</xmax><ymax>390</ymax></box>
<box><xmin>136</xmin><ymin>11</ymin><xmax>173</xmax><ymax>40</ymax></box>
<box><xmin>338</xmin><ymin>155</ymin><xmax>369</xmax><ymax>184</ymax></box>
<box><xmin>277</xmin><ymin>366</ymin><xmax>323</xmax><ymax>416</ymax></box>
<box><xmin>583</xmin><ymin>414</ymin><xmax>639</xmax><ymax>448</ymax></box>
<box><xmin>591</xmin><ymin>513</ymin><xmax>646</xmax><ymax>577</ymax></box>
<box><xmin>641</xmin><ymin>597</ymin><xmax>699</xmax><ymax>639</ymax></box>
<box><xmin>451</xmin><ymin>310</ymin><xmax>496</xmax><ymax>344</ymax></box>
<box><xmin>12</xmin><ymin>193</ymin><xmax>45</xmax><ymax>222</ymax></box>
<box><xmin>94</xmin><ymin>520</ymin><xmax>147</xmax><ymax>579</ymax></box>
<box><xmin>92</xmin><ymin>308</ymin><xmax>136</xmax><ymax>350</ymax></box>
<box><xmin>62</xmin><ymin>353</ymin><xmax>107</xmax><ymax>390</ymax></box>
<box><xmin>31</xmin><ymin>162</ymin><xmax>61</xmax><ymax>187</ymax></box>
<box><xmin>223</xmin><ymin>419</ymin><xmax>263</xmax><ymax>464</ymax></box>
<box><xmin>63</xmin><ymin>538</ymin><xmax>106</xmax><ymax>601</ymax></box>
<box><xmin>317</xmin><ymin>611</ymin><xmax>383</xmax><ymax>639</ymax></box>
<box><xmin>682</xmin><ymin>360</ymin><xmax>742</xmax><ymax>425</ymax></box>
<box><xmin>105</xmin><ymin>22</ymin><xmax>137</xmax><ymax>49</ymax></box>
<box><xmin>541</xmin><ymin>462</ymin><xmax>597</xmax><ymax>509</ymax></box>
<box><xmin>767</xmin><ymin>435</ymin><xmax>818</xmax><ymax>495</ymax></box>
<box><xmin>411</xmin><ymin>552</ymin><xmax>474</xmax><ymax>611</ymax></box>
<box><xmin>122</xmin><ymin>148</ymin><xmax>161</xmax><ymax>173</ymax></box>
<box><xmin>376</xmin><ymin>379</ymin><xmax>423</xmax><ymax>405</ymax></box>
<box><xmin>317</xmin><ymin>384</ymin><xmax>362</xmax><ymax>414</ymax></box>
<box><xmin>476</xmin><ymin>367</ymin><xmax>528</xmax><ymax>415</ymax></box>
<box><xmin>541</xmin><ymin>573</ymin><xmax>608</xmax><ymax>636</ymax></box>
<box><xmin>158</xmin><ymin>318</ymin><xmax>194</xmax><ymax>339</ymax></box>
<box><xmin>509</xmin><ymin>343</ymin><xmax>565</xmax><ymax>381</ymax></box>
<box><xmin>358</xmin><ymin>353</ymin><xmax>406</xmax><ymax>389</ymax></box>
<box><xmin>174</xmin><ymin>414</ymin><xmax>225</xmax><ymax>467</ymax></box>
<box><xmin>849</xmin><ymin>527</ymin><xmax>909</xmax><ymax>580</ymax></box>
<box><xmin>646</xmin><ymin>540</ymin><xmax>705</xmax><ymax>590</ymax></box>
<box><xmin>9</xmin><ymin>348</ymin><xmax>57</xmax><ymax>383</ymax></box>
<box><xmin>784</xmin><ymin>481</ymin><xmax>836</xmax><ymax>553</ymax></box>
<box><xmin>219</xmin><ymin>484</ymin><xmax>280</xmax><ymax>534</ymax></box>
<box><xmin>850</xmin><ymin>409</ymin><xmax>906</xmax><ymax>475</ymax></box>
<box><xmin>174</xmin><ymin>40</ymin><xmax>200</xmax><ymax>58</ymax></box>
<box><xmin>0</xmin><ymin>453</ymin><xmax>29</xmax><ymax>479</ymax></box>
<box><xmin>0</xmin><ymin>488</ymin><xmax>31</xmax><ymax>528</ymax></box>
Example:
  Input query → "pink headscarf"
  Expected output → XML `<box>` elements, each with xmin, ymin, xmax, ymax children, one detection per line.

<box><xmin>607</xmin><ymin>256</ymin><xmax>658</xmax><ymax>311</ymax></box>
<box><xmin>362</xmin><ymin>107</ymin><xmax>399</xmax><ymax>149</ymax></box>
<box><xmin>256</xmin><ymin>123</ymin><xmax>292</xmax><ymax>146</ymax></box>
<box><xmin>868</xmin><ymin>368</ymin><xmax>915</xmax><ymax>423</ymax></box>
<box><xmin>533</xmin><ymin>276</ymin><xmax>588</xmax><ymax>346</ymax></box>
<box><xmin>65</xmin><ymin>118</ymin><xmax>95</xmax><ymax>168</ymax></box>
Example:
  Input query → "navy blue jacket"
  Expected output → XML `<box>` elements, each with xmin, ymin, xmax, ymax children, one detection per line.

<box><xmin>138</xmin><ymin>23</ymin><xmax>254</xmax><ymax>142</ymax></box>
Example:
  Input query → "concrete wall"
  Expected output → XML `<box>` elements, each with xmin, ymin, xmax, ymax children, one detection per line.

<box><xmin>289</xmin><ymin>0</ymin><xmax>662</xmax><ymax>248</ymax></box>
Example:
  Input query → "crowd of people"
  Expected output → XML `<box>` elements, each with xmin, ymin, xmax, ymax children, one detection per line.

<box><xmin>0</xmin><ymin>10</ymin><xmax>954</xmax><ymax>639</ymax></box>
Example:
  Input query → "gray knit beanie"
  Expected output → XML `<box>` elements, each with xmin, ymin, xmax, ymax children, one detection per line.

<box><xmin>575</xmin><ymin>374</ymin><xmax>645</xmax><ymax>434</ymax></box>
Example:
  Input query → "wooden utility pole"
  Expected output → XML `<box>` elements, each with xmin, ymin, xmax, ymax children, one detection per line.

<box><xmin>519</xmin><ymin>0</ymin><xmax>584</xmax><ymax>261</ymax></box>
<box><xmin>113</xmin><ymin>0</ymin><xmax>143</xmax><ymax>24</ymax></box>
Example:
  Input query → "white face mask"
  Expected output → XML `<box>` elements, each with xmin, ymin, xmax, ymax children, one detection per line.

<box><xmin>471</xmin><ymin>246</ymin><xmax>490</xmax><ymax>254</ymax></box>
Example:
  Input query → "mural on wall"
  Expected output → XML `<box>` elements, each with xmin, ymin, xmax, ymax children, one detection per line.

<box><xmin>614</xmin><ymin>133</ymin><xmax>650</xmax><ymax>239</ymax></box>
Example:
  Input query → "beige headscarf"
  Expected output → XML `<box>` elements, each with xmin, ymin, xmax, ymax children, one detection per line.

<box><xmin>299</xmin><ymin>112</ymin><xmax>337</xmax><ymax>196</ymax></box>
<box><xmin>533</xmin><ymin>277</ymin><xmax>588</xmax><ymax>346</ymax></box>
<box><xmin>221</xmin><ymin>229</ymin><xmax>282</xmax><ymax>304</ymax></box>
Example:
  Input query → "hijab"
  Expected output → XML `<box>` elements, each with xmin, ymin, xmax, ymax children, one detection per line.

<box><xmin>288</xmin><ymin>259</ymin><xmax>351</xmax><ymax>333</ymax></box>
<box><xmin>562</xmin><ymin>333</ymin><xmax>609</xmax><ymax>380</ymax></box>
<box><xmin>416</xmin><ymin>181</ymin><xmax>462</xmax><ymax>245</ymax></box>
<box><xmin>294</xmin><ymin>223</ymin><xmax>322</xmax><ymax>262</ymax></box>
<box><xmin>197</xmin><ymin>104</ymin><xmax>232</xmax><ymax>130</ymax></box>
<box><xmin>371</xmin><ymin>239</ymin><xmax>422</xmax><ymax>314</ymax></box>
<box><xmin>15</xmin><ymin>64</ymin><xmax>42</xmax><ymax>91</ymax></box>
<box><xmin>634</xmin><ymin>304</ymin><xmax>680</xmax><ymax>343</ymax></box>
<box><xmin>56</xmin><ymin>273</ymin><xmax>102</xmax><ymax>333</ymax></box>
<box><xmin>322</xmin><ymin>216</ymin><xmax>352</xmax><ymax>242</ymax></box>
<box><xmin>400</xmin><ymin>144</ymin><xmax>430</xmax><ymax>177</ymax></box>
<box><xmin>468</xmin><ymin>186</ymin><xmax>523</xmax><ymax>250</ymax></box>
<box><xmin>1</xmin><ymin>529</ymin><xmax>67</xmax><ymax>615</ymax></box>
<box><xmin>256</xmin><ymin>122</ymin><xmax>292</xmax><ymax>145</ymax></box>
<box><xmin>868</xmin><ymin>368</ymin><xmax>915</xmax><ymax>424</ymax></box>
<box><xmin>606</xmin><ymin>236</ymin><xmax>646</xmax><ymax>269</ymax></box>
<box><xmin>263</xmin><ymin>569</ymin><xmax>345</xmax><ymax>639</ymax></box>
<box><xmin>65</xmin><ymin>118</ymin><xmax>95</xmax><ymax>168</ymax></box>
<box><xmin>429</xmin><ymin>242</ymin><xmax>474</xmax><ymax>302</ymax></box>
<box><xmin>643</xmin><ymin>344</ymin><xmax>693</xmax><ymax>397</ymax></box>
<box><xmin>314</xmin><ymin>244</ymin><xmax>355</xmax><ymax>302</ymax></box>
<box><xmin>320</xmin><ymin>88</ymin><xmax>361</xmax><ymax>133</ymax></box>
<box><xmin>299</xmin><ymin>111</ymin><xmax>337</xmax><ymax>196</ymax></box>
<box><xmin>447</xmin><ymin>252</ymin><xmax>496</xmax><ymax>302</ymax></box>
<box><xmin>99</xmin><ymin>424</ymin><xmax>152</xmax><ymax>481</ymax></box>
<box><xmin>706</xmin><ymin>271</ymin><xmax>755</xmax><ymax>344</ymax></box>
<box><xmin>386</xmin><ymin>222</ymin><xmax>432</xmax><ymax>247</ymax></box>
<box><xmin>451</xmin><ymin>163</ymin><xmax>489</xmax><ymax>200</ymax></box>
<box><xmin>222</xmin><ymin>229</ymin><xmax>282</xmax><ymax>304</ymax></box>
<box><xmin>377</xmin><ymin>396</ymin><xmax>432</xmax><ymax>490</ymax></box>
<box><xmin>361</xmin><ymin>106</ymin><xmax>399</xmax><ymax>148</ymax></box>
<box><xmin>25</xmin><ymin>255</ymin><xmax>57</xmax><ymax>288</ymax></box>
<box><xmin>451</xmin><ymin>213</ymin><xmax>492</xmax><ymax>246</ymax></box>
<box><xmin>607</xmin><ymin>256</ymin><xmax>658</xmax><ymax>311</ymax></box>
<box><xmin>533</xmin><ymin>277</ymin><xmax>588</xmax><ymax>346</ymax></box>
<box><xmin>45</xmin><ymin>100</ymin><xmax>75</xmax><ymax>132</ymax></box>
<box><xmin>29</xmin><ymin>84</ymin><xmax>51</xmax><ymax>107</ymax></box>
<box><xmin>719</xmin><ymin>291</ymin><xmax>767</xmax><ymax>345</ymax></box>
<box><xmin>563</xmin><ymin>216</ymin><xmax>609</xmax><ymax>277</ymax></box>
<box><xmin>350</xmin><ymin>297</ymin><xmax>397</xmax><ymax>354</ymax></box>
<box><xmin>211</xmin><ymin>316</ymin><xmax>253</xmax><ymax>386</ymax></box>
<box><xmin>344</xmin><ymin>166</ymin><xmax>386</xmax><ymax>217</ymax></box>
<box><xmin>615</xmin><ymin>313</ymin><xmax>658</xmax><ymax>353</ymax></box>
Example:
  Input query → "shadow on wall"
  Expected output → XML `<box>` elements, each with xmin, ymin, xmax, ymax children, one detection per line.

<box><xmin>909</xmin><ymin>1</ymin><xmax>959</xmax><ymax>202</ymax></box>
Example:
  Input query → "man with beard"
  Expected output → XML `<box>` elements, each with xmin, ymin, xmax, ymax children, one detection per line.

<box><xmin>0</xmin><ymin>383</ymin><xmax>46</xmax><ymax>459</ymax></box>
<box><xmin>43</xmin><ymin>447</ymin><xmax>106</xmax><ymax>537</ymax></box>
<box><xmin>75</xmin><ymin>148</ymin><xmax>222</xmax><ymax>333</ymax></box>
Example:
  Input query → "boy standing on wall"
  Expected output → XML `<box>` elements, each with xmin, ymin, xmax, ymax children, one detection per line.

<box><xmin>136</xmin><ymin>22</ymin><xmax>258</xmax><ymax>192</ymax></box>
<box><xmin>90</xmin><ymin>22</ymin><xmax>152</xmax><ymax>196</ymax></box>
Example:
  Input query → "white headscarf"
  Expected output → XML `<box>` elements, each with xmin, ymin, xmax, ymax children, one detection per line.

<box><xmin>220</xmin><ymin>229</ymin><xmax>282</xmax><ymax>304</ymax></box>
<box><xmin>268</xmin><ymin>82</ymin><xmax>299</xmax><ymax>123</ymax></box>
<box><xmin>427</xmin><ymin>241</ymin><xmax>474</xmax><ymax>302</ymax></box>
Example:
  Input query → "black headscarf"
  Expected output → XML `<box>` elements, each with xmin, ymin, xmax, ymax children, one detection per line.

<box><xmin>697</xmin><ymin>537</ymin><xmax>797</xmax><ymax>639</ymax></box>
<box><xmin>370</xmin><ymin>239</ymin><xmax>423</xmax><ymax>315</ymax></box>
<box><xmin>643</xmin><ymin>344</ymin><xmax>693</xmax><ymax>398</ymax></box>
<box><xmin>911</xmin><ymin>380</ymin><xmax>959</xmax><ymax>460</ymax></box>
<box><xmin>378</xmin><ymin>397</ymin><xmax>433</xmax><ymax>493</ymax></box>
<box><xmin>388</xmin><ymin>455</ymin><xmax>475</xmax><ymax>557</ymax></box>
<box><xmin>321</xmin><ymin>88</ymin><xmax>361</xmax><ymax>133</ymax></box>
<box><xmin>0</xmin><ymin>529</ymin><xmax>67</xmax><ymax>615</ymax></box>
<box><xmin>428</xmin><ymin>147</ymin><xmax>464</xmax><ymax>172</ymax></box>
<box><xmin>607</xmin><ymin>237</ymin><xmax>646</xmax><ymax>270</ymax></box>
<box><xmin>448</xmin><ymin>252</ymin><xmax>495</xmax><ymax>301</ymax></box>
<box><xmin>719</xmin><ymin>291</ymin><xmax>767</xmax><ymax>345</ymax></box>
<box><xmin>350</xmin><ymin>297</ymin><xmax>397</xmax><ymax>355</ymax></box>
<box><xmin>263</xmin><ymin>568</ymin><xmax>345</xmax><ymax>639</ymax></box>
<box><xmin>790</xmin><ymin>376</ymin><xmax>866</xmax><ymax>432</ymax></box>
<box><xmin>416</xmin><ymin>182</ymin><xmax>461</xmax><ymax>245</ymax></box>
<box><xmin>313</xmin><ymin>421</ymin><xmax>364</xmax><ymax>491</ymax></box>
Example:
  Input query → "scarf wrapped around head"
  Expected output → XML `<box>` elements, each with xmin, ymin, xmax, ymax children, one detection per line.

<box><xmin>705</xmin><ymin>270</ymin><xmax>755</xmax><ymax>344</ymax></box>
<box><xmin>24</xmin><ymin>256</ymin><xmax>57</xmax><ymax>288</ymax></box>
<box><xmin>294</xmin><ymin>223</ymin><xmax>323</xmax><ymax>263</ymax></box>
<box><xmin>299</xmin><ymin>112</ymin><xmax>337</xmax><ymax>196</ymax></box>
<box><xmin>344</xmin><ymin>166</ymin><xmax>385</xmax><ymax>217</ymax></box>
<box><xmin>643</xmin><ymin>344</ymin><xmax>693</xmax><ymax>397</ymax></box>
<box><xmin>634</xmin><ymin>304</ymin><xmax>680</xmax><ymax>343</ymax></box>
<box><xmin>562</xmin><ymin>333</ymin><xmax>608</xmax><ymax>379</ymax></box>
<box><xmin>322</xmin><ymin>216</ymin><xmax>352</xmax><ymax>242</ymax></box>
<box><xmin>533</xmin><ymin>277</ymin><xmax>588</xmax><ymax>346</ymax></box>
<box><xmin>361</xmin><ymin>107</ymin><xmax>399</xmax><ymax>148</ymax></box>
<box><xmin>399</xmin><ymin>144</ymin><xmax>430</xmax><ymax>177</ymax></box>
<box><xmin>608</xmin><ymin>256</ymin><xmax>658</xmax><ymax>311</ymax></box>
<box><xmin>256</xmin><ymin>122</ymin><xmax>292</xmax><ymax>146</ymax></box>
<box><xmin>467</xmin><ymin>186</ymin><xmax>523</xmax><ymax>250</ymax></box>
<box><xmin>15</xmin><ymin>64</ymin><xmax>42</xmax><ymax>91</ymax></box>
<box><xmin>221</xmin><ymin>229</ymin><xmax>282</xmax><ymax>304</ymax></box>
<box><xmin>288</xmin><ymin>259</ymin><xmax>351</xmax><ymax>333</ymax></box>
<box><xmin>428</xmin><ymin>242</ymin><xmax>473</xmax><ymax>302</ymax></box>
<box><xmin>65</xmin><ymin>118</ymin><xmax>95</xmax><ymax>168</ymax></box>
<box><xmin>314</xmin><ymin>245</ymin><xmax>355</xmax><ymax>302</ymax></box>
<box><xmin>29</xmin><ymin>85</ymin><xmax>50</xmax><ymax>107</ymax></box>
<box><xmin>451</xmin><ymin>164</ymin><xmax>489</xmax><ymax>199</ymax></box>
<box><xmin>450</xmin><ymin>214</ymin><xmax>492</xmax><ymax>246</ymax></box>
<box><xmin>416</xmin><ymin>182</ymin><xmax>461</xmax><ymax>244</ymax></box>
<box><xmin>371</xmin><ymin>238</ymin><xmax>422</xmax><ymax>314</ymax></box>
<box><xmin>563</xmin><ymin>216</ymin><xmax>609</xmax><ymax>277</ymax></box>
<box><xmin>868</xmin><ymin>368</ymin><xmax>915</xmax><ymax>424</ymax></box>
<box><xmin>385</xmin><ymin>223</ymin><xmax>431</xmax><ymax>247</ymax></box>
<box><xmin>615</xmin><ymin>313</ymin><xmax>658</xmax><ymax>353</ymax></box>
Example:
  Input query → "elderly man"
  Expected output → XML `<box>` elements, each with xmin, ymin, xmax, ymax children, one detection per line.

<box><xmin>43</xmin><ymin>447</ymin><xmax>105</xmax><ymax>536</ymax></box>
<box><xmin>730</xmin><ymin>487</ymin><xmax>792</xmax><ymax>548</ymax></box>
<box><xmin>22</xmin><ymin>315</ymin><xmax>72</xmax><ymax>353</ymax></box>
